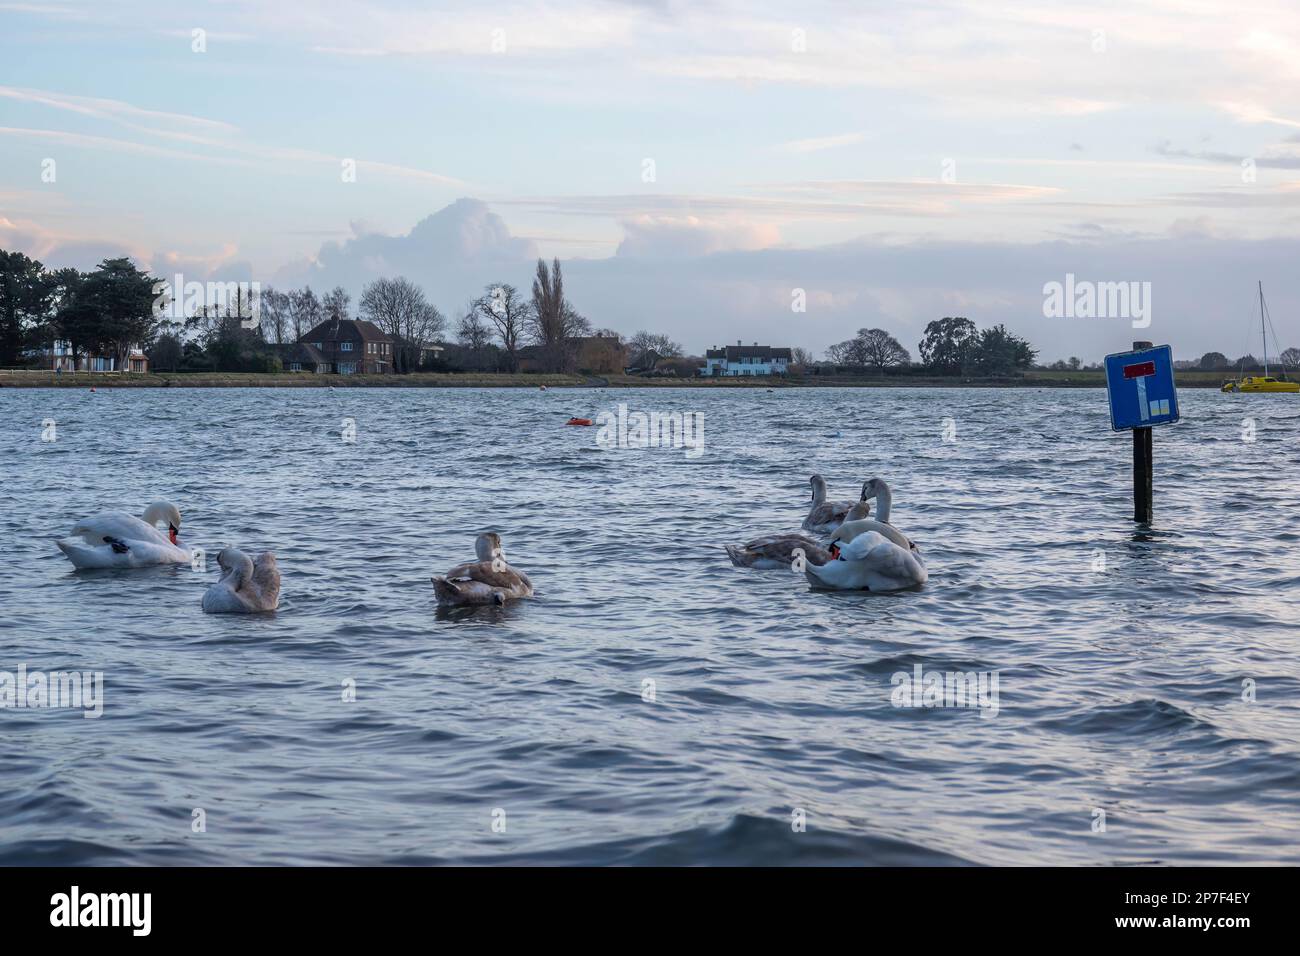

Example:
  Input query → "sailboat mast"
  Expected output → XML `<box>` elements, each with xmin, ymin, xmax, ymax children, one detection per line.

<box><xmin>1260</xmin><ymin>280</ymin><xmax>1269</xmax><ymax>376</ymax></box>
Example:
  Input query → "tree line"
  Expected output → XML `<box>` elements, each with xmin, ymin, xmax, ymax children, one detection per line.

<box><xmin>0</xmin><ymin>247</ymin><xmax>685</xmax><ymax>375</ymax></box>
<box><xmin>822</xmin><ymin>317</ymin><xmax>1038</xmax><ymax>376</ymax></box>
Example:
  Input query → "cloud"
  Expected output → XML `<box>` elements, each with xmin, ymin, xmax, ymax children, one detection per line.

<box><xmin>273</xmin><ymin>197</ymin><xmax>538</xmax><ymax>303</ymax></box>
<box><xmin>615</xmin><ymin>215</ymin><xmax>780</xmax><ymax>258</ymax></box>
<box><xmin>256</xmin><ymin>200</ymin><xmax>1300</xmax><ymax>363</ymax></box>
<box><xmin>0</xmin><ymin>86</ymin><xmax>462</xmax><ymax>185</ymax></box>
<box><xmin>1154</xmin><ymin>138</ymin><xmax>1300</xmax><ymax>169</ymax></box>
<box><xmin>558</xmin><ymin>231</ymin><xmax>1300</xmax><ymax>361</ymax></box>
<box><xmin>0</xmin><ymin>86</ymin><xmax>236</xmax><ymax>136</ymax></box>
<box><xmin>0</xmin><ymin>214</ymin><xmax>254</xmax><ymax>280</ymax></box>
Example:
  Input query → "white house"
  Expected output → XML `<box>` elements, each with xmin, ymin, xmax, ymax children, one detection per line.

<box><xmin>702</xmin><ymin>343</ymin><xmax>793</xmax><ymax>376</ymax></box>
<box><xmin>47</xmin><ymin>341</ymin><xmax>149</xmax><ymax>372</ymax></box>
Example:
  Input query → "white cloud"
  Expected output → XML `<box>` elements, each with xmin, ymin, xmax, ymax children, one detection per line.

<box><xmin>616</xmin><ymin>215</ymin><xmax>780</xmax><ymax>258</ymax></box>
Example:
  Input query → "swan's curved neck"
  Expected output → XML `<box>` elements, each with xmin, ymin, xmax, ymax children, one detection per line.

<box><xmin>475</xmin><ymin>537</ymin><xmax>500</xmax><ymax>562</ymax></box>
<box><xmin>811</xmin><ymin>481</ymin><xmax>826</xmax><ymax>505</ymax></box>
<box><xmin>874</xmin><ymin>486</ymin><xmax>892</xmax><ymax>524</ymax></box>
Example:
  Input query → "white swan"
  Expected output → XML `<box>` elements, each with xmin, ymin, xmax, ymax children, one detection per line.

<box><xmin>56</xmin><ymin>501</ymin><xmax>190</xmax><ymax>569</ymax></box>
<box><xmin>804</xmin><ymin>479</ymin><xmax>927</xmax><ymax>591</ymax></box>
<box><xmin>801</xmin><ymin>474</ymin><xmax>857</xmax><ymax>534</ymax></box>
<box><xmin>432</xmin><ymin>533</ymin><xmax>534</xmax><ymax>606</ymax></box>
<box><xmin>201</xmin><ymin>548</ymin><xmax>281</xmax><ymax>613</ymax></box>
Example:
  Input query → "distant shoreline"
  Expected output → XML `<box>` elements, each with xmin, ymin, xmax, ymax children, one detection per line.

<box><xmin>0</xmin><ymin>370</ymin><xmax>1236</xmax><ymax>389</ymax></box>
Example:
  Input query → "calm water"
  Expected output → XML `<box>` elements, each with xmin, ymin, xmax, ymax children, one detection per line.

<box><xmin>1</xmin><ymin>385</ymin><xmax>1299</xmax><ymax>865</ymax></box>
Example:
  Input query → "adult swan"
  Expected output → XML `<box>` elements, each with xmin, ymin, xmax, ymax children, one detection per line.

<box><xmin>804</xmin><ymin>479</ymin><xmax>927</xmax><ymax>591</ymax></box>
<box><xmin>56</xmin><ymin>501</ymin><xmax>190</xmax><ymax>569</ymax></box>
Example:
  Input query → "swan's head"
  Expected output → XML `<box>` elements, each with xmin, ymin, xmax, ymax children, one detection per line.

<box><xmin>809</xmin><ymin>474</ymin><xmax>827</xmax><ymax>501</ymax></box>
<box><xmin>475</xmin><ymin>532</ymin><xmax>503</xmax><ymax>562</ymax></box>
<box><xmin>142</xmin><ymin>501</ymin><xmax>182</xmax><ymax>544</ymax></box>
<box><xmin>215</xmin><ymin>547</ymin><xmax>254</xmax><ymax>581</ymax></box>
<box><xmin>845</xmin><ymin>499</ymin><xmax>872</xmax><ymax>522</ymax></box>
<box><xmin>860</xmin><ymin>478</ymin><xmax>890</xmax><ymax>502</ymax></box>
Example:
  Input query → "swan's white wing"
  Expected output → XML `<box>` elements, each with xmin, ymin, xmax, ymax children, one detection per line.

<box><xmin>71</xmin><ymin>511</ymin><xmax>168</xmax><ymax>547</ymax></box>
<box><xmin>838</xmin><ymin>519</ymin><xmax>913</xmax><ymax>551</ymax></box>
<box><xmin>858</xmin><ymin>538</ymin><xmax>928</xmax><ymax>590</ymax></box>
<box><xmin>807</xmin><ymin>531</ymin><xmax>926</xmax><ymax>591</ymax></box>
<box><xmin>57</xmin><ymin>535</ymin><xmax>187</xmax><ymax>568</ymax></box>
<box><xmin>838</xmin><ymin>530</ymin><xmax>886</xmax><ymax>562</ymax></box>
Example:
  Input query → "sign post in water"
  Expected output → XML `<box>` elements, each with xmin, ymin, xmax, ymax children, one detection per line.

<box><xmin>1104</xmin><ymin>341</ymin><xmax>1180</xmax><ymax>523</ymax></box>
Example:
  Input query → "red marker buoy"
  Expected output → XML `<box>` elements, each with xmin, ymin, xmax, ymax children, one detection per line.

<box><xmin>565</xmin><ymin>417</ymin><xmax>593</xmax><ymax>426</ymax></box>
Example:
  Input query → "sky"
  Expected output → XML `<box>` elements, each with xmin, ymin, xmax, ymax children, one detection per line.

<box><xmin>3</xmin><ymin>0</ymin><xmax>1300</xmax><ymax>361</ymax></box>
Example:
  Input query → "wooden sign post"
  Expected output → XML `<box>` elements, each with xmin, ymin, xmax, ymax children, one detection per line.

<box><xmin>1104</xmin><ymin>341</ymin><xmax>1180</xmax><ymax>525</ymax></box>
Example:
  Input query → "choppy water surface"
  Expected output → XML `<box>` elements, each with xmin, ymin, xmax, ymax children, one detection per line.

<box><xmin>2</xmin><ymin>385</ymin><xmax>1299</xmax><ymax>865</ymax></box>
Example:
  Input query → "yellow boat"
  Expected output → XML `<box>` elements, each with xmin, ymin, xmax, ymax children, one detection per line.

<box><xmin>1221</xmin><ymin>376</ymin><xmax>1300</xmax><ymax>393</ymax></box>
<box><xmin>1220</xmin><ymin>281</ymin><xmax>1298</xmax><ymax>394</ymax></box>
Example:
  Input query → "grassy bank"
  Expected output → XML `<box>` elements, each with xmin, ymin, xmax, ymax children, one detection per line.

<box><xmin>0</xmin><ymin>368</ymin><xmax>1237</xmax><ymax>389</ymax></box>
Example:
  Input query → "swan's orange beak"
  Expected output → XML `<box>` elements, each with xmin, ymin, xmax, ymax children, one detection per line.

<box><xmin>169</xmin><ymin>524</ymin><xmax>179</xmax><ymax>546</ymax></box>
<box><xmin>830</xmin><ymin>543</ymin><xmax>840</xmax><ymax>559</ymax></box>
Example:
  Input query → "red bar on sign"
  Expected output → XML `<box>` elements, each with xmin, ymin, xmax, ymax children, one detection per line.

<box><xmin>1124</xmin><ymin>361</ymin><xmax>1155</xmax><ymax>379</ymax></box>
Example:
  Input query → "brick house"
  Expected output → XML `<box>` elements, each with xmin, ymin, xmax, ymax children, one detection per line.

<box><xmin>298</xmin><ymin>318</ymin><xmax>395</xmax><ymax>374</ymax></box>
<box><xmin>517</xmin><ymin>333</ymin><xmax>628</xmax><ymax>374</ymax></box>
<box><xmin>275</xmin><ymin>342</ymin><xmax>331</xmax><ymax>373</ymax></box>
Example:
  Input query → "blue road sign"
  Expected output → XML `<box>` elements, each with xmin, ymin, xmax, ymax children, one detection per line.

<box><xmin>1105</xmin><ymin>344</ymin><xmax>1179</xmax><ymax>431</ymax></box>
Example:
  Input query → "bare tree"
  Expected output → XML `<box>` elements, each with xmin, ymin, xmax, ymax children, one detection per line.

<box><xmin>791</xmin><ymin>347</ymin><xmax>815</xmax><ymax>366</ymax></box>
<box><xmin>858</xmin><ymin>328</ymin><xmax>911</xmax><ymax>370</ymax></box>
<box><xmin>259</xmin><ymin>286</ymin><xmax>291</xmax><ymax>344</ymax></box>
<box><xmin>627</xmin><ymin>330</ymin><xmax>683</xmax><ymax>368</ymax></box>
<box><xmin>359</xmin><ymin>276</ymin><xmax>445</xmax><ymax>372</ymax></box>
<box><xmin>455</xmin><ymin>303</ymin><xmax>494</xmax><ymax>370</ymax></box>
<box><xmin>473</xmin><ymin>283</ymin><xmax>530</xmax><ymax>372</ymax></box>
<box><xmin>457</xmin><ymin>306</ymin><xmax>493</xmax><ymax>352</ymax></box>
<box><xmin>827</xmin><ymin>328</ymin><xmax>909</xmax><ymax>370</ymax></box>
<box><xmin>322</xmin><ymin>286</ymin><xmax>351</xmax><ymax>320</ymax></box>
<box><xmin>528</xmin><ymin>258</ymin><xmax>589</xmax><ymax>372</ymax></box>
<box><xmin>288</xmin><ymin>287</ymin><xmax>322</xmax><ymax>342</ymax></box>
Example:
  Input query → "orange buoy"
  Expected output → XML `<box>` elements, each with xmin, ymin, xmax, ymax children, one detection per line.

<box><xmin>565</xmin><ymin>417</ymin><xmax>593</xmax><ymax>426</ymax></box>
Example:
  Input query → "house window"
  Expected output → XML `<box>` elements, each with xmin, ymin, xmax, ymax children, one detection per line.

<box><xmin>340</xmin><ymin>341</ymin><xmax>353</xmax><ymax>352</ymax></box>
<box><xmin>289</xmin><ymin>362</ymin><xmax>302</xmax><ymax>371</ymax></box>
<box><xmin>338</xmin><ymin>362</ymin><xmax>356</xmax><ymax>375</ymax></box>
